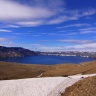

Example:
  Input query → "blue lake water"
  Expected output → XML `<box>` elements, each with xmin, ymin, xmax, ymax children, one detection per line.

<box><xmin>0</xmin><ymin>55</ymin><xmax>95</xmax><ymax>65</ymax></box>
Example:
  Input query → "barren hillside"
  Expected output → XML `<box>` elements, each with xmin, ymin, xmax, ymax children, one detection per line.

<box><xmin>62</xmin><ymin>76</ymin><xmax>96</xmax><ymax>96</ymax></box>
<box><xmin>0</xmin><ymin>61</ymin><xmax>96</xmax><ymax>80</ymax></box>
<box><xmin>42</xmin><ymin>61</ymin><xmax>96</xmax><ymax>77</ymax></box>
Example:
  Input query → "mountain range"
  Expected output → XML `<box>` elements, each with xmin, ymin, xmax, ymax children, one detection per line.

<box><xmin>0</xmin><ymin>46</ymin><xmax>37</xmax><ymax>58</ymax></box>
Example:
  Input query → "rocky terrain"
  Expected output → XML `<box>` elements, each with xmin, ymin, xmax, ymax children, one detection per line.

<box><xmin>0</xmin><ymin>46</ymin><xmax>37</xmax><ymax>58</ymax></box>
<box><xmin>38</xmin><ymin>51</ymin><xmax>96</xmax><ymax>58</ymax></box>
<box><xmin>0</xmin><ymin>45</ymin><xmax>96</xmax><ymax>59</ymax></box>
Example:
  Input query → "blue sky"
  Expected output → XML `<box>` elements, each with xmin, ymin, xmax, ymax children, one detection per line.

<box><xmin>0</xmin><ymin>0</ymin><xmax>96</xmax><ymax>52</ymax></box>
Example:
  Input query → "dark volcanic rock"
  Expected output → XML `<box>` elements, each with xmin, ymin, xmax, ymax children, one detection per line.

<box><xmin>0</xmin><ymin>46</ymin><xmax>37</xmax><ymax>58</ymax></box>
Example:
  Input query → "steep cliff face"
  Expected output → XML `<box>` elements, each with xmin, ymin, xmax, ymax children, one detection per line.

<box><xmin>0</xmin><ymin>46</ymin><xmax>37</xmax><ymax>58</ymax></box>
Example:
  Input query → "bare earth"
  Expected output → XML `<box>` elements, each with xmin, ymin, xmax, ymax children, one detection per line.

<box><xmin>0</xmin><ymin>61</ymin><xmax>96</xmax><ymax>80</ymax></box>
<box><xmin>62</xmin><ymin>76</ymin><xmax>96</xmax><ymax>96</ymax></box>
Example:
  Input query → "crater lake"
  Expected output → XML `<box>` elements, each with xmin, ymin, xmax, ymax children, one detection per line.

<box><xmin>0</xmin><ymin>55</ymin><xmax>95</xmax><ymax>65</ymax></box>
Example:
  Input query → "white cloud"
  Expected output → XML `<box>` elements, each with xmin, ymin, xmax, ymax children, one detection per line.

<box><xmin>81</xmin><ymin>9</ymin><xmax>96</xmax><ymax>16</ymax></box>
<box><xmin>17</xmin><ymin>21</ymin><xmax>44</xmax><ymax>27</ymax></box>
<box><xmin>0</xmin><ymin>38</ymin><xmax>8</xmax><ymax>41</ymax></box>
<box><xmin>0</xmin><ymin>0</ymin><xmax>96</xmax><ymax>27</ymax></box>
<box><xmin>0</xmin><ymin>0</ymin><xmax>65</xmax><ymax>27</ymax></box>
<box><xmin>47</xmin><ymin>16</ymin><xmax>78</xmax><ymax>24</ymax></box>
<box><xmin>32</xmin><ymin>35</ymin><xmax>42</xmax><ymax>36</ymax></box>
<box><xmin>79</xmin><ymin>27</ymin><xmax>96</xmax><ymax>34</ymax></box>
<box><xmin>29</xmin><ymin>44</ymin><xmax>41</xmax><ymax>46</ymax></box>
<box><xmin>27</xmin><ymin>42</ymin><xmax>96</xmax><ymax>52</ymax></box>
<box><xmin>30</xmin><ymin>44</ymin><xmax>66</xmax><ymax>52</ymax></box>
<box><xmin>57</xmin><ymin>23</ymin><xmax>91</xmax><ymax>29</ymax></box>
<box><xmin>6</xmin><ymin>25</ymin><xmax>20</xmax><ymax>28</ymax></box>
<box><xmin>47</xmin><ymin>9</ymin><xmax>96</xmax><ymax>25</ymax></box>
<box><xmin>79</xmin><ymin>27</ymin><xmax>96</xmax><ymax>31</ymax></box>
<box><xmin>0</xmin><ymin>0</ymin><xmax>55</xmax><ymax>21</ymax></box>
<box><xmin>1</xmin><ymin>41</ymin><xmax>96</xmax><ymax>52</ymax></box>
<box><xmin>39</xmin><ymin>46</ymin><xmax>65</xmax><ymax>52</ymax></box>
<box><xmin>57</xmin><ymin>26</ymin><xmax>96</xmax><ymax>35</ymax></box>
<box><xmin>13</xmin><ymin>33</ymin><xmax>22</xmax><ymax>35</ymax></box>
<box><xmin>67</xmin><ymin>43</ymin><xmax>96</xmax><ymax>51</ymax></box>
<box><xmin>40</xmin><ymin>39</ymin><xmax>96</xmax><ymax>44</ymax></box>
<box><xmin>69</xmin><ymin>9</ymin><xmax>96</xmax><ymax>18</ymax></box>
<box><xmin>80</xmin><ymin>31</ymin><xmax>96</xmax><ymax>34</ymax></box>
<box><xmin>61</xmin><ymin>32</ymin><xmax>78</xmax><ymax>36</ymax></box>
<box><xmin>58</xmin><ymin>40</ymin><xmax>96</xmax><ymax>44</ymax></box>
<box><xmin>0</xmin><ymin>24</ymin><xmax>20</xmax><ymax>28</ymax></box>
<box><xmin>38</xmin><ymin>33</ymin><xmax>48</xmax><ymax>35</ymax></box>
<box><xmin>0</xmin><ymin>29</ymin><xmax>11</xmax><ymax>32</ymax></box>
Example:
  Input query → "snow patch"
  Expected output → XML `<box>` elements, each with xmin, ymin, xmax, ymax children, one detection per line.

<box><xmin>0</xmin><ymin>74</ymin><xmax>96</xmax><ymax>96</ymax></box>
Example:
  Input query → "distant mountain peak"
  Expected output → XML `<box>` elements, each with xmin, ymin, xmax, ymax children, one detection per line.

<box><xmin>0</xmin><ymin>46</ymin><xmax>38</xmax><ymax>58</ymax></box>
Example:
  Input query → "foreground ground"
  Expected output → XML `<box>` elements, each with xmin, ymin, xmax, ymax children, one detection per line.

<box><xmin>62</xmin><ymin>76</ymin><xmax>96</xmax><ymax>96</ymax></box>
<box><xmin>0</xmin><ymin>61</ymin><xmax>96</xmax><ymax>96</ymax></box>
<box><xmin>0</xmin><ymin>61</ymin><xmax>96</xmax><ymax>80</ymax></box>
<box><xmin>0</xmin><ymin>74</ymin><xmax>96</xmax><ymax>96</ymax></box>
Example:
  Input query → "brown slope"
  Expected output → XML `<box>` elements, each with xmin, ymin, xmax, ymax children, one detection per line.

<box><xmin>41</xmin><ymin>61</ymin><xmax>96</xmax><ymax>77</ymax></box>
<box><xmin>62</xmin><ymin>76</ymin><xmax>96</xmax><ymax>96</ymax></box>
<box><xmin>42</xmin><ymin>64</ymin><xmax>79</xmax><ymax>77</ymax></box>
<box><xmin>0</xmin><ymin>60</ymin><xmax>96</xmax><ymax>80</ymax></box>
<box><xmin>0</xmin><ymin>61</ymin><xmax>52</xmax><ymax>80</ymax></box>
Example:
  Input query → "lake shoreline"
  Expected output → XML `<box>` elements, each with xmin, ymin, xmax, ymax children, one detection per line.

<box><xmin>0</xmin><ymin>55</ymin><xmax>95</xmax><ymax>65</ymax></box>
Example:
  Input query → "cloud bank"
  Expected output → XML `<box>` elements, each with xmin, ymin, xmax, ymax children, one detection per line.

<box><xmin>0</xmin><ymin>0</ymin><xmax>96</xmax><ymax>27</ymax></box>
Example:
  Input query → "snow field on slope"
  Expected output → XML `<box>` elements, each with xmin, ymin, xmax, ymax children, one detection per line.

<box><xmin>0</xmin><ymin>74</ymin><xmax>96</xmax><ymax>96</ymax></box>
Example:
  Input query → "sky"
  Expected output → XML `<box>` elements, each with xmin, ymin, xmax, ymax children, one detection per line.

<box><xmin>0</xmin><ymin>0</ymin><xmax>96</xmax><ymax>52</ymax></box>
